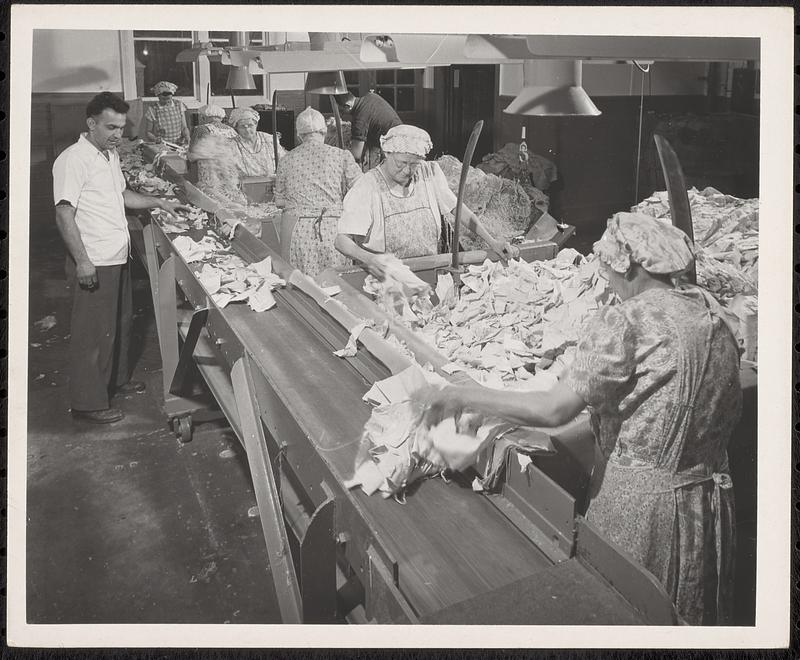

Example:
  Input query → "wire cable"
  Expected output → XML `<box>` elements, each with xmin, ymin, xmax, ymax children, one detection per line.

<box><xmin>633</xmin><ymin>62</ymin><xmax>651</xmax><ymax>205</ymax></box>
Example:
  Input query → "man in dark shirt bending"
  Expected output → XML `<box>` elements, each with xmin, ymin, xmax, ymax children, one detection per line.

<box><xmin>335</xmin><ymin>91</ymin><xmax>401</xmax><ymax>172</ymax></box>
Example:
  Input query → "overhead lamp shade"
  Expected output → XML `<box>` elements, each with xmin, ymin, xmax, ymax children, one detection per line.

<box><xmin>226</xmin><ymin>66</ymin><xmax>256</xmax><ymax>91</ymax></box>
<box><xmin>304</xmin><ymin>70</ymin><xmax>348</xmax><ymax>95</ymax></box>
<box><xmin>504</xmin><ymin>60</ymin><xmax>601</xmax><ymax>116</ymax></box>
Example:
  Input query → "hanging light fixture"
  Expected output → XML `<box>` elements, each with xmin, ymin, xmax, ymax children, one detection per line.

<box><xmin>303</xmin><ymin>70</ymin><xmax>348</xmax><ymax>95</ymax></box>
<box><xmin>504</xmin><ymin>60</ymin><xmax>601</xmax><ymax>116</ymax></box>
<box><xmin>225</xmin><ymin>32</ymin><xmax>257</xmax><ymax>93</ymax></box>
<box><xmin>303</xmin><ymin>71</ymin><xmax>348</xmax><ymax>149</ymax></box>
<box><xmin>225</xmin><ymin>66</ymin><xmax>257</xmax><ymax>91</ymax></box>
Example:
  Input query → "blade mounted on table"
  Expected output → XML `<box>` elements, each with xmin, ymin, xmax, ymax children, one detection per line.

<box><xmin>451</xmin><ymin>120</ymin><xmax>484</xmax><ymax>272</ymax></box>
<box><xmin>653</xmin><ymin>134</ymin><xmax>697</xmax><ymax>285</ymax></box>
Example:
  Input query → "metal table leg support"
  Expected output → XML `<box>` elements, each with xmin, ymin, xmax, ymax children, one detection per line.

<box><xmin>232</xmin><ymin>354</ymin><xmax>303</xmax><ymax>623</ymax></box>
<box><xmin>169</xmin><ymin>307</ymin><xmax>209</xmax><ymax>396</ymax></box>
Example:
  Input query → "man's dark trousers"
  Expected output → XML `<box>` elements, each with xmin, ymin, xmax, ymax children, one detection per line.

<box><xmin>66</xmin><ymin>258</ymin><xmax>132</xmax><ymax>411</ymax></box>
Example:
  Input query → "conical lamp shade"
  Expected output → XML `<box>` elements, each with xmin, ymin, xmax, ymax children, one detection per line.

<box><xmin>226</xmin><ymin>66</ymin><xmax>256</xmax><ymax>91</ymax></box>
<box><xmin>504</xmin><ymin>60</ymin><xmax>601</xmax><ymax>116</ymax></box>
<box><xmin>304</xmin><ymin>70</ymin><xmax>348</xmax><ymax>95</ymax></box>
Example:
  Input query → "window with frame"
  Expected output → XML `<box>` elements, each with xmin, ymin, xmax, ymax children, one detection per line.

<box><xmin>133</xmin><ymin>31</ymin><xmax>195</xmax><ymax>98</ymax></box>
<box><xmin>373</xmin><ymin>69</ymin><xmax>417</xmax><ymax>112</ymax></box>
<box><xmin>342</xmin><ymin>69</ymin><xmax>419</xmax><ymax>113</ymax></box>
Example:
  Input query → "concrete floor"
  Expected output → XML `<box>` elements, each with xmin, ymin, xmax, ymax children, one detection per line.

<box><xmin>25</xmin><ymin>165</ymin><xmax>281</xmax><ymax>624</ymax></box>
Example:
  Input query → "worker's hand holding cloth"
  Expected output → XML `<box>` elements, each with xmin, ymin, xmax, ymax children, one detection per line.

<box><xmin>335</xmin><ymin>124</ymin><xmax>518</xmax><ymax>280</ymax></box>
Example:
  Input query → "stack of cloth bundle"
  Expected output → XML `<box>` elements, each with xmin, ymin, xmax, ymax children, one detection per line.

<box><xmin>436</xmin><ymin>155</ymin><xmax>548</xmax><ymax>251</ymax></box>
<box><xmin>477</xmin><ymin>142</ymin><xmax>558</xmax><ymax>192</ymax></box>
<box><xmin>631</xmin><ymin>187</ymin><xmax>758</xmax><ymax>299</ymax></box>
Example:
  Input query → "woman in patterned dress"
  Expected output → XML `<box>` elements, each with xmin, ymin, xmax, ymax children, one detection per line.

<box><xmin>186</xmin><ymin>104</ymin><xmax>248</xmax><ymax>207</ymax></box>
<box><xmin>228</xmin><ymin>107</ymin><xmax>286</xmax><ymax>178</ymax></box>
<box><xmin>144</xmin><ymin>81</ymin><xmax>191</xmax><ymax>144</ymax></box>
<box><xmin>334</xmin><ymin>124</ymin><xmax>518</xmax><ymax>279</ymax></box>
<box><xmin>273</xmin><ymin>107</ymin><xmax>362</xmax><ymax>278</ymax></box>
<box><xmin>423</xmin><ymin>213</ymin><xmax>742</xmax><ymax>625</ymax></box>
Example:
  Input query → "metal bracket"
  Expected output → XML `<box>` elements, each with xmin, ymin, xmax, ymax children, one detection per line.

<box><xmin>168</xmin><ymin>307</ymin><xmax>209</xmax><ymax>396</ymax></box>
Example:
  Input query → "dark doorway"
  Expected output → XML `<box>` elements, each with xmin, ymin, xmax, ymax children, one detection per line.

<box><xmin>443</xmin><ymin>65</ymin><xmax>496</xmax><ymax>163</ymax></box>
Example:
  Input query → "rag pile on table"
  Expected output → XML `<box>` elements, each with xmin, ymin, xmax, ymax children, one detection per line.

<box><xmin>436</xmin><ymin>154</ymin><xmax>549</xmax><ymax>251</ymax></box>
<box><xmin>477</xmin><ymin>142</ymin><xmax>559</xmax><ymax>192</ymax></box>
<box><xmin>365</xmin><ymin>250</ymin><xmax>611</xmax><ymax>391</ymax></box>
<box><xmin>632</xmin><ymin>187</ymin><xmax>759</xmax><ymax>359</ymax></box>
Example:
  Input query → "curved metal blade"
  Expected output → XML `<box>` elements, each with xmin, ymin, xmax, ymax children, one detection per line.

<box><xmin>653</xmin><ymin>133</ymin><xmax>696</xmax><ymax>284</ymax></box>
<box><xmin>272</xmin><ymin>90</ymin><xmax>280</xmax><ymax>168</ymax></box>
<box><xmin>452</xmin><ymin>119</ymin><xmax>484</xmax><ymax>269</ymax></box>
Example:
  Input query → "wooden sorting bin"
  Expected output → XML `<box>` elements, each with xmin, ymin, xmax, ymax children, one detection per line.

<box><xmin>241</xmin><ymin>175</ymin><xmax>276</xmax><ymax>204</ymax></box>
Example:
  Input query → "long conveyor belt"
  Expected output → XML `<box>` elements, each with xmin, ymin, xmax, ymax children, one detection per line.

<box><xmin>124</xmin><ymin>144</ymin><xmax>732</xmax><ymax>624</ymax></box>
<box><xmin>133</xmin><ymin>211</ymin><xmax>678</xmax><ymax>625</ymax></box>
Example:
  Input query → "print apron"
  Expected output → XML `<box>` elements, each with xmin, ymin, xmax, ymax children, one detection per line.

<box><xmin>374</xmin><ymin>168</ymin><xmax>440</xmax><ymax>259</ymax></box>
<box><xmin>286</xmin><ymin>208</ymin><xmax>351</xmax><ymax>278</ymax></box>
<box><xmin>151</xmin><ymin>102</ymin><xmax>184</xmax><ymax>142</ymax></box>
<box><xmin>586</xmin><ymin>295</ymin><xmax>736</xmax><ymax>625</ymax></box>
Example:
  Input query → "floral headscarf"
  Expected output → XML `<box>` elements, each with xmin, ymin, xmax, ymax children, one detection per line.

<box><xmin>593</xmin><ymin>212</ymin><xmax>695</xmax><ymax>276</ymax></box>
<box><xmin>380</xmin><ymin>124</ymin><xmax>432</xmax><ymax>157</ymax></box>
<box><xmin>198</xmin><ymin>104</ymin><xmax>226</xmax><ymax>119</ymax></box>
<box><xmin>296</xmin><ymin>106</ymin><xmax>327</xmax><ymax>135</ymax></box>
<box><xmin>152</xmin><ymin>81</ymin><xmax>178</xmax><ymax>96</ymax></box>
<box><xmin>228</xmin><ymin>107</ymin><xmax>260</xmax><ymax>127</ymax></box>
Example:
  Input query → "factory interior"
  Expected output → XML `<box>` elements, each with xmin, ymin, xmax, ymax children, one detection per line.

<box><xmin>21</xmin><ymin>27</ymin><xmax>766</xmax><ymax>629</ymax></box>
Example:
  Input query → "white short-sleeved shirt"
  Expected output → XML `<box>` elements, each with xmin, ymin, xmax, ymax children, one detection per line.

<box><xmin>52</xmin><ymin>133</ymin><xmax>129</xmax><ymax>266</ymax></box>
<box><xmin>338</xmin><ymin>161</ymin><xmax>457</xmax><ymax>253</ymax></box>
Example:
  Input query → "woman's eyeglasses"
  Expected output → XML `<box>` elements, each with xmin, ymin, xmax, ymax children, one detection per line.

<box><xmin>390</xmin><ymin>155</ymin><xmax>421</xmax><ymax>173</ymax></box>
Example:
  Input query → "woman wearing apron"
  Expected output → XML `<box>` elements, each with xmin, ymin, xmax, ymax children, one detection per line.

<box><xmin>144</xmin><ymin>81</ymin><xmax>191</xmax><ymax>145</ymax></box>
<box><xmin>335</xmin><ymin>124</ymin><xmax>518</xmax><ymax>279</ymax></box>
<box><xmin>423</xmin><ymin>214</ymin><xmax>742</xmax><ymax>625</ymax></box>
<box><xmin>274</xmin><ymin>107</ymin><xmax>363</xmax><ymax>277</ymax></box>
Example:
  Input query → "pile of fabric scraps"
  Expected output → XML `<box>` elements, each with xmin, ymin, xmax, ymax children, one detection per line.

<box><xmin>128</xmin><ymin>166</ymin><xmax>178</xmax><ymax>196</ymax></box>
<box><xmin>120</xmin><ymin>142</ymin><xmax>178</xmax><ymax>196</ymax></box>
<box><xmin>363</xmin><ymin>254</ymin><xmax>431</xmax><ymax>323</ymax></box>
<box><xmin>631</xmin><ymin>187</ymin><xmax>759</xmax><ymax>299</ymax></box>
<box><xmin>347</xmin><ymin>365</ymin><xmax>554</xmax><ymax>500</ymax></box>
<box><xmin>325</xmin><ymin>118</ymin><xmax>352</xmax><ymax>149</ymax></box>
<box><xmin>171</xmin><ymin>234</ymin><xmax>224</xmax><ymax>264</ymax></box>
<box><xmin>151</xmin><ymin>143</ymin><xmax>188</xmax><ymax>169</ymax></box>
<box><xmin>345</xmin><ymin>365</ymin><xmax>519</xmax><ymax>500</ymax></box>
<box><xmin>194</xmin><ymin>253</ymin><xmax>286</xmax><ymax>311</ymax></box>
<box><xmin>373</xmin><ymin>252</ymin><xmax>612</xmax><ymax>390</ymax></box>
<box><xmin>152</xmin><ymin>205</ymin><xmax>209</xmax><ymax>234</ymax></box>
<box><xmin>477</xmin><ymin>142</ymin><xmax>558</xmax><ymax>192</ymax></box>
<box><xmin>117</xmin><ymin>139</ymin><xmax>145</xmax><ymax>171</ymax></box>
<box><xmin>436</xmin><ymin>155</ymin><xmax>546</xmax><ymax>251</ymax></box>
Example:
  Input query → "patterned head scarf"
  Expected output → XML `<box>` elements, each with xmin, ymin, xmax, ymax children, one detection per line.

<box><xmin>380</xmin><ymin>124</ymin><xmax>432</xmax><ymax>157</ymax></box>
<box><xmin>198</xmin><ymin>104</ymin><xmax>226</xmax><ymax>119</ymax></box>
<box><xmin>228</xmin><ymin>107</ymin><xmax>260</xmax><ymax>127</ymax></box>
<box><xmin>593</xmin><ymin>212</ymin><xmax>695</xmax><ymax>276</ymax></box>
<box><xmin>296</xmin><ymin>106</ymin><xmax>326</xmax><ymax>135</ymax></box>
<box><xmin>152</xmin><ymin>81</ymin><xmax>178</xmax><ymax>96</ymax></box>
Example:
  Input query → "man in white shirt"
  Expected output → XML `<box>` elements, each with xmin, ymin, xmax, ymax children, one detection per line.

<box><xmin>53</xmin><ymin>92</ymin><xmax>189</xmax><ymax>424</ymax></box>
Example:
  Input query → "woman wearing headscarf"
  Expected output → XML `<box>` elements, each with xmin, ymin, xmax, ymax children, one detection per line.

<box><xmin>228</xmin><ymin>106</ymin><xmax>286</xmax><ymax>178</ymax></box>
<box><xmin>186</xmin><ymin>104</ymin><xmax>247</xmax><ymax>207</ymax></box>
<box><xmin>334</xmin><ymin>124</ymin><xmax>518</xmax><ymax>279</ymax></box>
<box><xmin>273</xmin><ymin>107</ymin><xmax>362</xmax><ymax>278</ymax></box>
<box><xmin>144</xmin><ymin>81</ymin><xmax>191</xmax><ymax>144</ymax></box>
<box><xmin>423</xmin><ymin>212</ymin><xmax>742</xmax><ymax>626</ymax></box>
